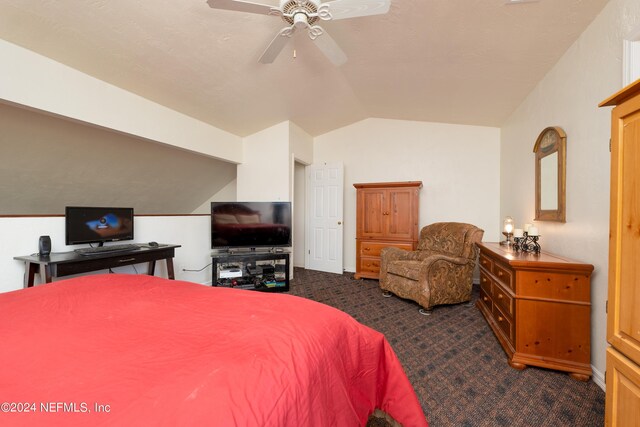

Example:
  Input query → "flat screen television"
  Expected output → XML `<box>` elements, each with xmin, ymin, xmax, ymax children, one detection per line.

<box><xmin>65</xmin><ymin>206</ymin><xmax>134</xmax><ymax>246</ymax></box>
<box><xmin>211</xmin><ymin>202</ymin><xmax>292</xmax><ymax>249</ymax></box>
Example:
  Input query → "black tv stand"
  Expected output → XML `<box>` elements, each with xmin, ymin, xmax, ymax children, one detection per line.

<box><xmin>212</xmin><ymin>251</ymin><xmax>289</xmax><ymax>292</ymax></box>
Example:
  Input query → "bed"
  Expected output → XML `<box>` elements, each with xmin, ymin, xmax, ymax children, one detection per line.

<box><xmin>0</xmin><ymin>274</ymin><xmax>427</xmax><ymax>426</ymax></box>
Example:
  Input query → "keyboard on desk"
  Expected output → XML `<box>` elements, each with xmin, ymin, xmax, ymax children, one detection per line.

<box><xmin>74</xmin><ymin>244</ymin><xmax>139</xmax><ymax>256</ymax></box>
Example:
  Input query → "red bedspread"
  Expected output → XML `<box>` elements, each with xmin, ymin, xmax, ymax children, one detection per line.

<box><xmin>0</xmin><ymin>275</ymin><xmax>427</xmax><ymax>426</ymax></box>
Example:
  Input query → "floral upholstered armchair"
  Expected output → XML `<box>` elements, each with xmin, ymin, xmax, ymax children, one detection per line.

<box><xmin>379</xmin><ymin>222</ymin><xmax>484</xmax><ymax>315</ymax></box>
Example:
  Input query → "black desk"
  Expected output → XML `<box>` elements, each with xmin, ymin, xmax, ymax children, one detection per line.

<box><xmin>14</xmin><ymin>244</ymin><xmax>181</xmax><ymax>288</ymax></box>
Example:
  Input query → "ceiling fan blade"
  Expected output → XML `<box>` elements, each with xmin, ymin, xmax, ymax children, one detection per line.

<box><xmin>259</xmin><ymin>28</ymin><xmax>293</xmax><ymax>64</ymax></box>
<box><xmin>323</xmin><ymin>0</ymin><xmax>390</xmax><ymax>20</ymax></box>
<box><xmin>313</xmin><ymin>30</ymin><xmax>347</xmax><ymax>66</ymax></box>
<box><xmin>206</xmin><ymin>0</ymin><xmax>274</xmax><ymax>15</ymax></box>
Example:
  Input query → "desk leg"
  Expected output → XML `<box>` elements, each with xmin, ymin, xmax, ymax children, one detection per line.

<box><xmin>147</xmin><ymin>260</ymin><xmax>157</xmax><ymax>276</ymax></box>
<box><xmin>166</xmin><ymin>258</ymin><xmax>175</xmax><ymax>280</ymax></box>
<box><xmin>24</xmin><ymin>262</ymin><xmax>38</xmax><ymax>288</ymax></box>
<box><xmin>39</xmin><ymin>264</ymin><xmax>52</xmax><ymax>284</ymax></box>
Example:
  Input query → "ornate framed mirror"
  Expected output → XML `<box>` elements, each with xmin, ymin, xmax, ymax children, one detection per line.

<box><xmin>534</xmin><ymin>126</ymin><xmax>566</xmax><ymax>222</ymax></box>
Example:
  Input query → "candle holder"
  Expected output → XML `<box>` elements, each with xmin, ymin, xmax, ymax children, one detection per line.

<box><xmin>500</xmin><ymin>216</ymin><xmax>515</xmax><ymax>246</ymax></box>
<box><xmin>500</xmin><ymin>231</ymin><xmax>514</xmax><ymax>246</ymax></box>
<box><xmin>513</xmin><ymin>232</ymin><xmax>541</xmax><ymax>254</ymax></box>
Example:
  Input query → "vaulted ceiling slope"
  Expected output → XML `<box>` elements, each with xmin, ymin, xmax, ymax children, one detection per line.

<box><xmin>0</xmin><ymin>103</ymin><xmax>236</xmax><ymax>215</ymax></box>
<box><xmin>0</xmin><ymin>0</ymin><xmax>608</xmax><ymax>137</ymax></box>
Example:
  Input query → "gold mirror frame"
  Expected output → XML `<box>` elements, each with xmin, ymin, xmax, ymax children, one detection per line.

<box><xmin>534</xmin><ymin>126</ymin><xmax>566</xmax><ymax>222</ymax></box>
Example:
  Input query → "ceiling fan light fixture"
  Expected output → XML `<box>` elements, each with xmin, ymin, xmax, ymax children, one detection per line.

<box><xmin>293</xmin><ymin>12</ymin><xmax>309</xmax><ymax>28</ymax></box>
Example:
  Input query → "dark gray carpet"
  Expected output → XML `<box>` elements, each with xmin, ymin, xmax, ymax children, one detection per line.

<box><xmin>289</xmin><ymin>268</ymin><xmax>605</xmax><ymax>427</ymax></box>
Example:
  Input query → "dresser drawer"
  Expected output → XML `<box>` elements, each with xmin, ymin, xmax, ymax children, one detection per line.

<box><xmin>480</xmin><ymin>271</ymin><xmax>492</xmax><ymax>295</ymax></box>
<box><xmin>479</xmin><ymin>252</ymin><xmax>493</xmax><ymax>271</ymax></box>
<box><xmin>493</xmin><ymin>304</ymin><xmax>514</xmax><ymax>345</ymax></box>
<box><xmin>360</xmin><ymin>241</ymin><xmax>413</xmax><ymax>257</ymax></box>
<box><xmin>492</xmin><ymin>284</ymin><xmax>514</xmax><ymax>317</ymax></box>
<box><xmin>479</xmin><ymin>286</ymin><xmax>492</xmax><ymax>312</ymax></box>
<box><xmin>359</xmin><ymin>258</ymin><xmax>381</xmax><ymax>274</ymax></box>
<box><xmin>493</xmin><ymin>262</ymin><xmax>513</xmax><ymax>291</ymax></box>
<box><xmin>518</xmin><ymin>271</ymin><xmax>590</xmax><ymax>302</ymax></box>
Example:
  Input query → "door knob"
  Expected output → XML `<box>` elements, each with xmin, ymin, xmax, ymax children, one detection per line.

<box><xmin>338</xmin><ymin>221</ymin><xmax>342</xmax><ymax>225</ymax></box>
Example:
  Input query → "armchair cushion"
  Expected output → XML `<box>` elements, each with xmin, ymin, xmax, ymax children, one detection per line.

<box><xmin>387</xmin><ymin>261</ymin><xmax>422</xmax><ymax>281</ymax></box>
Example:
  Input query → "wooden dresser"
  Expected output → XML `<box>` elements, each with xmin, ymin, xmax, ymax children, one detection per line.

<box><xmin>353</xmin><ymin>181</ymin><xmax>421</xmax><ymax>280</ymax></box>
<box><xmin>476</xmin><ymin>242</ymin><xmax>593</xmax><ymax>381</ymax></box>
<box><xmin>600</xmin><ymin>81</ymin><xmax>640</xmax><ymax>426</ymax></box>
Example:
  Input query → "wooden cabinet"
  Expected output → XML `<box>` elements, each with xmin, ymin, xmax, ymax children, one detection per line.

<box><xmin>600</xmin><ymin>81</ymin><xmax>640</xmax><ymax>426</ymax></box>
<box><xmin>353</xmin><ymin>181</ymin><xmax>421</xmax><ymax>280</ymax></box>
<box><xmin>476</xmin><ymin>242</ymin><xmax>593</xmax><ymax>381</ymax></box>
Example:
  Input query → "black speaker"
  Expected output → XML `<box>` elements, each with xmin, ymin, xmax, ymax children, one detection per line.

<box><xmin>38</xmin><ymin>235</ymin><xmax>51</xmax><ymax>257</ymax></box>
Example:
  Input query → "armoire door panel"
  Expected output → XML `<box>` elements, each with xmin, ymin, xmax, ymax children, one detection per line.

<box><xmin>387</xmin><ymin>189</ymin><xmax>415</xmax><ymax>239</ymax></box>
<box><xmin>606</xmin><ymin>348</ymin><xmax>640</xmax><ymax>427</ymax></box>
<box><xmin>617</xmin><ymin>114</ymin><xmax>640</xmax><ymax>361</ymax></box>
<box><xmin>360</xmin><ymin>190</ymin><xmax>385</xmax><ymax>238</ymax></box>
<box><xmin>609</xmin><ymin>105</ymin><xmax>640</xmax><ymax>366</ymax></box>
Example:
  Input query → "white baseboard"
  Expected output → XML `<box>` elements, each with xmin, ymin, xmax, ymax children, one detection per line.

<box><xmin>592</xmin><ymin>365</ymin><xmax>605</xmax><ymax>391</ymax></box>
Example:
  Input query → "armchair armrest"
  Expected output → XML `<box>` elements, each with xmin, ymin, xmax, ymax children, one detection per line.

<box><xmin>380</xmin><ymin>247</ymin><xmax>416</xmax><ymax>283</ymax></box>
<box><xmin>418</xmin><ymin>253</ymin><xmax>471</xmax><ymax>267</ymax></box>
<box><xmin>380</xmin><ymin>246</ymin><xmax>414</xmax><ymax>262</ymax></box>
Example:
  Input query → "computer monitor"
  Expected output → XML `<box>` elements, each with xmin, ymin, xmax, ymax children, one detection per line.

<box><xmin>65</xmin><ymin>206</ymin><xmax>134</xmax><ymax>246</ymax></box>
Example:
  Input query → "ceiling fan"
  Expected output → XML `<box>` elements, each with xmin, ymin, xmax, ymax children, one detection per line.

<box><xmin>206</xmin><ymin>0</ymin><xmax>391</xmax><ymax>66</ymax></box>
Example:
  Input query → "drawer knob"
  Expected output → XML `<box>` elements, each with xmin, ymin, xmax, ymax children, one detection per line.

<box><xmin>497</xmin><ymin>294</ymin><xmax>503</xmax><ymax>299</ymax></box>
<box><xmin>498</xmin><ymin>316</ymin><xmax>504</xmax><ymax>322</ymax></box>
<box><xmin>483</xmin><ymin>296</ymin><xmax>489</xmax><ymax>301</ymax></box>
<box><xmin>364</xmin><ymin>247</ymin><xmax>370</xmax><ymax>251</ymax></box>
<box><xmin>482</xmin><ymin>277</ymin><xmax>487</xmax><ymax>283</ymax></box>
<box><xmin>498</xmin><ymin>271</ymin><xmax>503</xmax><ymax>277</ymax></box>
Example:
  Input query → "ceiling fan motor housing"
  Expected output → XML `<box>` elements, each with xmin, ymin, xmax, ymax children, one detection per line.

<box><xmin>280</xmin><ymin>0</ymin><xmax>320</xmax><ymax>25</ymax></box>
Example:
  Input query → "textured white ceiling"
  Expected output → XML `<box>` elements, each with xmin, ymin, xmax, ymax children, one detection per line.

<box><xmin>0</xmin><ymin>0</ymin><xmax>609</xmax><ymax>137</ymax></box>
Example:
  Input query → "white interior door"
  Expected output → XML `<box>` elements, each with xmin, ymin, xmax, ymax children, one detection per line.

<box><xmin>306</xmin><ymin>162</ymin><xmax>344</xmax><ymax>274</ymax></box>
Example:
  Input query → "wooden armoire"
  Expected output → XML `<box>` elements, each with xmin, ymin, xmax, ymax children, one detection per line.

<box><xmin>353</xmin><ymin>181</ymin><xmax>422</xmax><ymax>280</ymax></box>
<box><xmin>600</xmin><ymin>80</ymin><xmax>640</xmax><ymax>426</ymax></box>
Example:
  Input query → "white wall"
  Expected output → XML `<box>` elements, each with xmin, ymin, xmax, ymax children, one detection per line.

<box><xmin>314</xmin><ymin>118</ymin><xmax>501</xmax><ymax>272</ymax></box>
<box><xmin>289</xmin><ymin>122</ymin><xmax>314</xmax><ymax>165</ymax></box>
<box><xmin>237</xmin><ymin>122</ymin><xmax>290</xmax><ymax>201</ymax></box>
<box><xmin>500</xmin><ymin>0</ymin><xmax>640</xmax><ymax>387</ymax></box>
<box><xmin>289</xmin><ymin>122</ymin><xmax>314</xmax><ymax>270</ymax></box>
<box><xmin>0</xmin><ymin>216</ymin><xmax>213</xmax><ymax>292</ymax></box>
<box><xmin>293</xmin><ymin>162</ymin><xmax>307</xmax><ymax>267</ymax></box>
